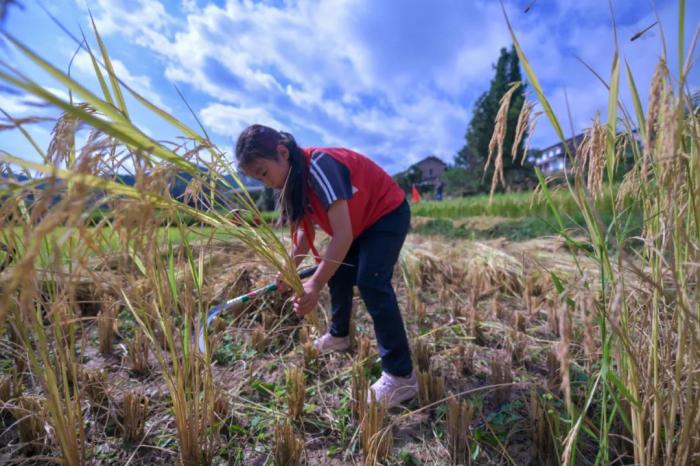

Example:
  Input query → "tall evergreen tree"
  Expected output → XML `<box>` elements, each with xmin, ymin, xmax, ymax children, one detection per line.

<box><xmin>455</xmin><ymin>46</ymin><xmax>529</xmax><ymax>191</ymax></box>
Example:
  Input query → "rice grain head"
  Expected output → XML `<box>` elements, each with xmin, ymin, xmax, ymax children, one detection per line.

<box><xmin>486</xmin><ymin>82</ymin><xmax>521</xmax><ymax>200</ymax></box>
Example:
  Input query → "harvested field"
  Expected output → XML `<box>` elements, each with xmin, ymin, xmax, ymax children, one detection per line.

<box><xmin>0</xmin><ymin>230</ymin><xmax>610</xmax><ymax>464</ymax></box>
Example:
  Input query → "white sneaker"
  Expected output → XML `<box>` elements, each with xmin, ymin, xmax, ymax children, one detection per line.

<box><xmin>312</xmin><ymin>333</ymin><xmax>350</xmax><ymax>354</ymax></box>
<box><xmin>367</xmin><ymin>370</ymin><xmax>418</xmax><ymax>408</ymax></box>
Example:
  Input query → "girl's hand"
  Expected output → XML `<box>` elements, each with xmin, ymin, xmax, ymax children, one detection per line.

<box><xmin>294</xmin><ymin>279</ymin><xmax>321</xmax><ymax>317</ymax></box>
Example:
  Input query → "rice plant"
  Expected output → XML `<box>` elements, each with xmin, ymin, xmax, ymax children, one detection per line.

<box><xmin>120</xmin><ymin>390</ymin><xmax>148</xmax><ymax>444</ymax></box>
<box><xmin>446</xmin><ymin>396</ymin><xmax>473</xmax><ymax>465</ymax></box>
<box><xmin>0</xmin><ymin>17</ymin><xmax>316</xmax><ymax>466</ymax></box>
<box><xmin>500</xmin><ymin>2</ymin><xmax>700</xmax><ymax>463</ymax></box>
<box><xmin>417</xmin><ymin>368</ymin><xmax>445</xmax><ymax>406</ymax></box>
<box><xmin>412</xmin><ymin>336</ymin><xmax>431</xmax><ymax>373</ymax></box>
<box><xmin>0</xmin><ymin>3</ymin><xmax>695</xmax><ymax>465</ymax></box>
<box><xmin>285</xmin><ymin>366</ymin><xmax>305</xmax><ymax>422</ymax></box>
<box><xmin>273</xmin><ymin>421</ymin><xmax>303</xmax><ymax>466</ymax></box>
<box><xmin>361</xmin><ymin>393</ymin><xmax>392</xmax><ymax>465</ymax></box>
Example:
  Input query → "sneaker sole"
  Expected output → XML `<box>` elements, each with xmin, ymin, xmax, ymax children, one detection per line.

<box><xmin>368</xmin><ymin>385</ymin><xmax>418</xmax><ymax>408</ymax></box>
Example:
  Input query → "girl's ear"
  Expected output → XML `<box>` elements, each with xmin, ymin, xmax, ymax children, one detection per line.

<box><xmin>276</xmin><ymin>144</ymin><xmax>290</xmax><ymax>161</ymax></box>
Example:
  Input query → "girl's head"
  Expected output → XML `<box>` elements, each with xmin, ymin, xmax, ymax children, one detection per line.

<box><xmin>235</xmin><ymin>124</ymin><xmax>308</xmax><ymax>222</ymax></box>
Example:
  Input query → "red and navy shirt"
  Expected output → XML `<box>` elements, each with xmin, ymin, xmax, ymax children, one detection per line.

<box><xmin>293</xmin><ymin>147</ymin><xmax>406</xmax><ymax>260</ymax></box>
<box><xmin>307</xmin><ymin>151</ymin><xmax>354</xmax><ymax>210</ymax></box>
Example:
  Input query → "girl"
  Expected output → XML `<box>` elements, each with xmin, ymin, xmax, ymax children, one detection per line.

<box><xmin>235</xmin><ymin>124</ymin><xmax>416</xmax><ymax>407</ymax></box>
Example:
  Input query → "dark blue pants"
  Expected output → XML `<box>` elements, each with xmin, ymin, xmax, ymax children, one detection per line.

<box><xmin>327</xmin><ymin>200</ymin><xmax>413</xmax><ymax>377</ymax></box>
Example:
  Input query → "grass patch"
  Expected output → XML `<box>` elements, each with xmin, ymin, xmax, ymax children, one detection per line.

<box><xmin>411</xmin><ymin>190</ymin><xmax>643</xmax><ymax>243</ymax></box>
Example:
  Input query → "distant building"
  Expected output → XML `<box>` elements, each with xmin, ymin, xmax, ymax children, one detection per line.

<box><xmin>531</xmin><ymin>129</ymin><xmax>642</xmax><ymax>175</ymax></box>
<box><xmin>529</xmin><ymin>133</ymin><xmax>585</xmax><ymax>175</ymax></box>
<box><xmin>412</xmin><ymin>155</ymin><xmax>447</xmax><ymax>185</ymax></box>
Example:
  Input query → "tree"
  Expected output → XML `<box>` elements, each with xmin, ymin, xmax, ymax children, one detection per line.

<box><xmin>442</xmin><ymin>166</ymin><xmax>482</xmax><ymax>196</ymax></box>
<box><xmin>455</xmin><ymin>46</ymin><xmax>532</xmax><ymax>192</ymax></box>
<box><xmin>393</xmin><ymin>165</ymin><xmax>422</xmax><ymax>192</ymax></box>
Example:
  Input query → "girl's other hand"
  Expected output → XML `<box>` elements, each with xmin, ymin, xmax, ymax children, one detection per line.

<box><xmin>293</xmin><ymin>279</ymin><xmax>320</xmax><ymax>317</ymax></box>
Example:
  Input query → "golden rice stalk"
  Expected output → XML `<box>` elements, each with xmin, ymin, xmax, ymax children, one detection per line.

<box><xmin>507</xmin><ymin>327</ymin><xmax>528</xmax><ymax>363</ymax></box>
<box><xmin>454</xmin><ymin>344</ymin><xmax>475</xmax><ymax>376</ymax></box>
<box><xmin>579</xmin><ymin>293</ymin><xmax>597</xmax><ymax>366</ymax></box>
<box><xmin>546</xmin><ymin>347</ymin><xmax>560</xmax><ymax>392</ymax></box>
<box><xmin>302</xmin><ymin>340</ymin><xmax>319</xmax><ymax>370</ymax></box>
<box><xmin>351</xmin><ymin>360</ymin><xmax>368</xmax><ymax>421</ymax></box>
<box><xmin>298</xmin><ymin>325</ymin><xmax>310</xmax><ymax>344</ymax></box>
<box><xmin>467</xmin><ymin>306</ymin><xmax>485</xmax><ymax>345</ymax></box>
<box><xmin>120</xmin><ymin>390</ymin><xmax>149</xmax><ymax>444</ymax></box>
<box><xmin>512</xmin><ymin>312</ymin><xmax>527</xmax><ymax>332</ymax></box>
<box><xmin>575</xmin><ymin>116</ymin><xmax>606</xmax><ymax>198</ymax></box>
<box><xmin>413</xmin><ymin>337</ymin><xmax>431</xmax><ymax>373</ymax></box>
<box><xmin>273</xmin><ymin>421</ymin><xmax>302</xmax><ymax>466</ymax></box>
<box><xmin>0</xmin><ymin>373</ymin><xmax>21</xmax><ymax>405</ymax></box>
<box><xmin>524</xmin><ymin>275</ymin><xmax>536</xmax><ymax>317</ymax></box>
<box><xmin>513</xmin><ymin>99</ymin><xmax>536</xmax><ymax>164</ymax></box>
<box><xmin>125</xmin><ymin>331</ymin><xmax>150</xmax><ymax>376</ymax></box>
<box><xmin>447</xmin><ymin>396</ymin><xmax>473</xmax><ymax>465</ymax></box>
<box><xmin>251</xmin><ymin>325</ymin><xmax>266</xmax><ymax>353</ymax></box>
<box><xmin>12</xmin><ymin>396</ymin><xmax>46</xmax><ymax>448</ymax></box>
<box><xmin>348</xmin><ymin>312</ymin><xmax>357</xmax><ymax>351</ymax></box>
<box><xmin>546</xmin><ymin>299</ymin><xmax>559</xmax><ymax>336</ymax></box>
<box><xmin>261</xmin><ymin>310</ymin><xmax>275</xmax><ymax>330</ymax></box>
<box><xmin>212</xmin><ymin>386</ymin><xmax>231</xmax><ymax>425</ymax></box>
<box><xmin>357</xmin><ymin>335</ymin><xmax>373</xmax><ymax>370</ymax></box>
<box><xmin>286</xmin><ymin>366</ymin><xmax>306</xmax><ymax>422</ymax></box>
<box><xmin>399</xmin><ymin>253</ymin><xmax>422</xmax><ymax>319</ymax></box>
<box><xmin>491</xmin><ymin>291</ymin><xmax>503</xmax><ymax>320</ymax></box>
<box><xmin>418</xmin><ymin>369</ymin><xmax>445</xmax><ymax>406</ymax></box>
<box><xmin>485</xmin><ymin>82</ymin><xmax>521</xmax><ymax>201</ymax></box>
<box><xmin>555</xmin><ymin>302</ymin><xmax>572</xmax><ymax>415</ymax></box>
<box><xmin>643</xmin><ymin>60</ymin><xmax>666</xmax><ymax>158</ymax></box>
<box><xmin>83</xmin><ymin>368</ymin><xmax>109</xmax><ymax>408</ymax></box>
<box><xmin>490</xmin><ymin>351</ymin><xmax>513</xmax><ymax>405</ymax></box>
<box><xmin>527</xmin><ymin>389</ymin><xmax>561</xmax><ymax>466</ymax></box>
<box><xmin>97</xmin><ymin>301</ymin><xmax>116</xmax><ymax>355</ymax></box>
<box><xmin>361</xmin><ymin>392</ymin><xmax>392</xmax><ymax>465</ymax></box>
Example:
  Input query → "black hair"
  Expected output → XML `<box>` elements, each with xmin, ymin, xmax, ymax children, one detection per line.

<box><xmin>235</xmin><ymin>124</ymin><xmax>308</xmax><ymax>223</ymax></box>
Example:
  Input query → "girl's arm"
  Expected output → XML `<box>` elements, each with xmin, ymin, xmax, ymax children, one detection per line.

<box><xmin>294</xmin><ymin>200</ymin><xmax>352</xmax><ymax>316</ymax></box>
<box><xmin>308</xmin><ymin>200</ymin><xmax>353</xmax><ymax>289</ymax></box>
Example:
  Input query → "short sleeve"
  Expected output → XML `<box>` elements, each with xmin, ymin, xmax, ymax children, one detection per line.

<box><xmin>309</xmin><ymin>151</ymin><xmax>353</xmax><ymax>210</ymax></box>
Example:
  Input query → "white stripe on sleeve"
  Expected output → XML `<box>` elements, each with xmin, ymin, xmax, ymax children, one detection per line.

<box><xmin>311</xmin><ymin>155</ymin><xmax>338</xmax><ymax>203</ymax></box>
<box><xmin>310</xmin><ymin>164</ymin><xmax>334</xmax><ymax>204</ymax></box>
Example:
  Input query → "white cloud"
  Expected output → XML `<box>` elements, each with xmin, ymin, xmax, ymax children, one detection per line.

<box><xmin>72</xmin><ymin>51</ymin><xmax>172</xmax><ymax>112</ymax></box>
<box><xmin>182</xmin><ymin>0</ymin><xmax>198</xmax><ymax>14</ymax></box>
<box><xmin>74</xmin><ymin>0</ymin><xmax>697</xmax><ymax>173</ymax></box>
<box><xmin>0</xmin><ymin>88</ymin><xmax>71</xmax><ymax>116</ymax></box>
<box><xmin>75</xmin><ymin>0</ymin><xmax>174</xmax><ymax>52</ymax></box>
<box><xmin>199</xmin><ymin>103</ymin><xmax>285</xmax><ymax>140</ymax></box>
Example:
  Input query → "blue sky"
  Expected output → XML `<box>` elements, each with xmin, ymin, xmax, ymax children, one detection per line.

<box><xmin>1</xmin><ymin>0</ymin><xmax>698</xmax><ymax>175</ymax></box>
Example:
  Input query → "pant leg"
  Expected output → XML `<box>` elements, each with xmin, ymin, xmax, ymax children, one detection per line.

<box><xmin>355</xmin><ymin>201</ymin><xmax>413</xmax><ymax>377</ymax></box>
<box><xmin>327</xmin><ymin>241</ymin><xmax>359</xmax><ymax>337</ymax></box>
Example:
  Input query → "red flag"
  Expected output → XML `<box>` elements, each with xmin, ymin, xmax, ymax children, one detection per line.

<box><xmin>411</xmin><ymin>184</ymin><xmax>421</xmax><ymax>204</ymax></box>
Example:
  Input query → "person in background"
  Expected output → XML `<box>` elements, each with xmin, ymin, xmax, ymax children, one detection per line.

<box><xmin>435</xmin><ymin>180</ymin><xmax>444</xmax><ymax>201</ymax></box>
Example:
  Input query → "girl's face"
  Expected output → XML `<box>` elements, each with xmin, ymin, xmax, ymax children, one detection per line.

<box><xmin>242</xmin><ymin>145</ymin><xmax>290</xmax><ymax>189</ymax></box>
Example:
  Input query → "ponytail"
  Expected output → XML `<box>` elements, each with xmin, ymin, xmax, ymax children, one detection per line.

<box><xmin>277</xmin><ymin>131</ymin><xmax>308</xmax><ymax>223</ymax></box>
